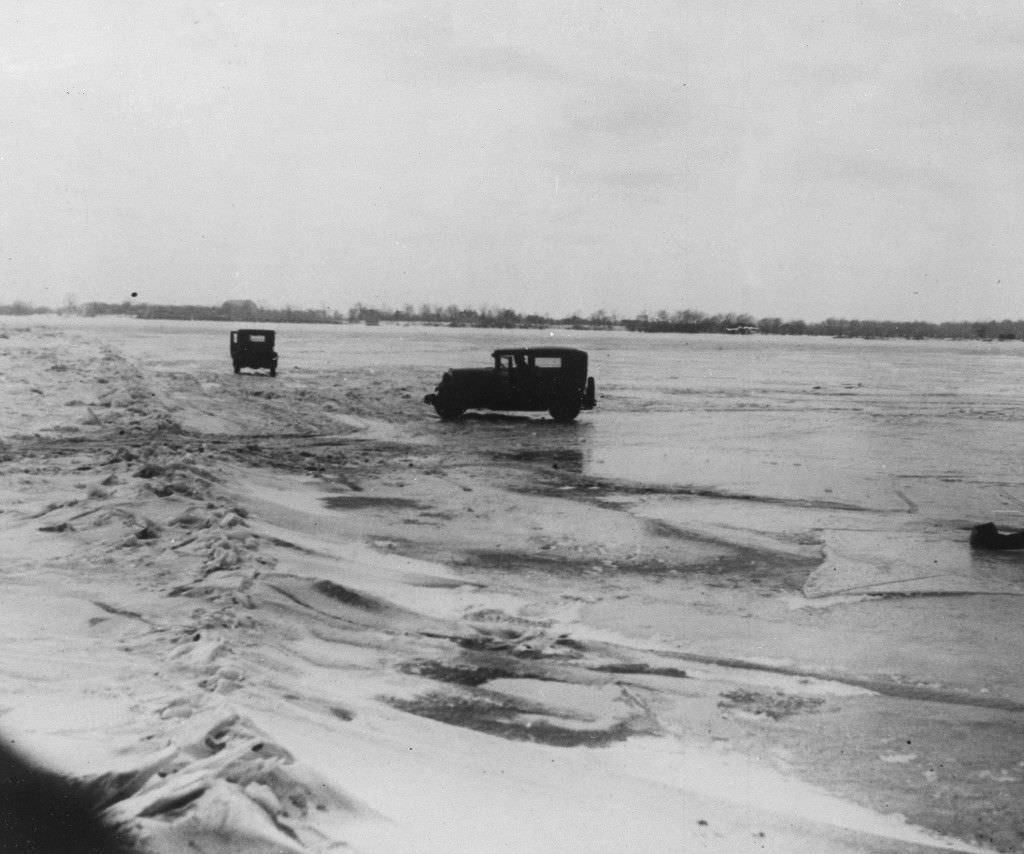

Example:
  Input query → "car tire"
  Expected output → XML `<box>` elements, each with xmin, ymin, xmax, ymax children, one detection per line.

<box><xmin>433</xmin><ymin>402</ymin><xmax>465</xmax><ymax>420</ymax></box>
<box><xmin>549</xmin><ymin>402</ymin><xmax>581</xmax><ymax>422</ymax></box>
<box><xmin>270</xmin><ymin>367</ymin><xmax>277</xmax><ymax>377</ymax></box>
<box><xmin>233</xmin><ymin>360</ymin><xmax>240</xmax><ymax>374</ymax></box>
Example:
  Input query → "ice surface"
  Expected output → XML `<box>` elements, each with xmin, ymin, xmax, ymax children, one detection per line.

<box><xmin>0</xmin><ymin>317</ymin><xmax>1019</xmax><ymax>852</ymax></box>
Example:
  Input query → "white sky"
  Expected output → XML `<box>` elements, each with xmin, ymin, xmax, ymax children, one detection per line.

<box><xmin>3</xmin><ymin>1</ymin><xmax>1023</xmax><ymax>321</ymax></box>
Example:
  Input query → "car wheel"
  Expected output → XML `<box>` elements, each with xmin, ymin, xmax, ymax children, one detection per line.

<box><xmin>270</xmin><ymin>367</ymin><xmax>277</xmax><ymax>377</ymax></box>
<box><xmin>549</xmin><ymin>402</ymin><xmax>581</xmax><ymax>422</ymax></box>
<box><xmin>233</xmin><ymin>360</ymin><xmax>240</xmax><ymax>374</ymax></box>
<box><xmin>433</xmin><ymin>402</ymin><xmax>465</xmax><ymax>420</ymax></box>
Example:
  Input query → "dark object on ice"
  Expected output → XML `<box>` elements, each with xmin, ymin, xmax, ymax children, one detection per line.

<box><xmin>423</xmin><ymin>347</ymin><xmax>597</xmax><ymax>422</ymax></box>
<box><xmin>0</xmin><ymin>738</ymin><xmax>134</xmax><ymax>853</ymax></box>
<box><xmin>969</xmin><ymin>522</ymin><xmax>1024</xmax><ymax>550</ymax></box>
<box><xmin>230</xmin><ymin>329</ymin><xmax>277</xmax><ymax>376</ymax></box>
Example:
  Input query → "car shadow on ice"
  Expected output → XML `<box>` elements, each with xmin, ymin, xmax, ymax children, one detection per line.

<box><xmin>433</xmin><ymin>411</ymin><xmax>593</xmax><ymax>427</ymax></box>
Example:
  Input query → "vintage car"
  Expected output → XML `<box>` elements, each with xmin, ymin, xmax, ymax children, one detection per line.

<box><xmin>230</xmin><ymin>329</ymin><xmax>278</xmax><ymax>376</ymax></box>
<box><xmin>424</xmin><ymin>347</ymin><xmax>597</xmax><ymax>421</ymax></box>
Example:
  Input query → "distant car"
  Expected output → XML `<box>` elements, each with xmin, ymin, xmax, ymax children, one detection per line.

<box><xmin>424</xmin><ymin>347</ymin><xmax>597</xmax><ymax>422</ymax></box>
<box><xmin>230</xmin><ymin>329</ymin><xmax>278</xmax><ymax>376</ymax></box>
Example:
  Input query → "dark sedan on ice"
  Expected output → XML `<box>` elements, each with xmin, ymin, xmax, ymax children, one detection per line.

<box><xmin>424</xmin><ymin>347</ymin><xmax>597</xmax><ymax>422</ymax></box>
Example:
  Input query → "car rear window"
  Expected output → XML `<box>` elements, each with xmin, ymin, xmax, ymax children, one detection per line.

<box><xmin>533</xmin><ymin>357</ymin><xmax>562</xmax><ymax>368</ymax></box>
<box><xmin>247</xmin><ymin>334</ymin><xmax>266</xmax><ymax>342</ymax></box>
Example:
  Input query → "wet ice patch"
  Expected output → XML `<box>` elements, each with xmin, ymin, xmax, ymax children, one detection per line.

<box><xmin>384</xmin><ymin>679</ymin><xmax>657</xmax><ymax>748</ymax></box>
<box><xmin>805</xmin><ymin>529</ymin><xmax>1024</xmax><ymax>598</ymax></box>
<box><xmin>717</xmin><ymin>688</ymin><xmax>825</xmax><ymax>721</ymax></box>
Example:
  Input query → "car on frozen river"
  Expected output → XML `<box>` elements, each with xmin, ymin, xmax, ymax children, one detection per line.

<box><xmin>424</xmin><ymin>347</ymin><xmax>597</xmax><ymax>422</ymax></box>
<box><xmin>230</xmin><ymin>329</ymin><xmax>278</xmax><ymax>376</ymax></box>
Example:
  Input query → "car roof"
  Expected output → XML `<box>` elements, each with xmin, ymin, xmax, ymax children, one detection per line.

<box><xmin>234</xmin><ymin>329</ymin><xmax>275</xmax><ymax>335</ymax></box>
<box><xmin>491</xmin><ymin>347</ymin><xmax>586</xmax><ymax>358</ymax></box>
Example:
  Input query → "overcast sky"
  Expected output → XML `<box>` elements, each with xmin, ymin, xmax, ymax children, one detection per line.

<box><xmin>3</xmin><ymin>1</ymin><xmax>1023</xmax><ymax>321</ymax></box>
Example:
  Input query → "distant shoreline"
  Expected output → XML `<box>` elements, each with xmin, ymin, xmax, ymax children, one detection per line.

<box><xmin>3</xmin><ymin>299</ymin><xmax>1024</xmax><ymax>341</ymax></box>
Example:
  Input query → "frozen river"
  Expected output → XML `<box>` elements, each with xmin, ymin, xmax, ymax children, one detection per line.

<box><xmin>73</xmin><ymin>315</ymin><xmax>1024</xmax><ymax>519</ymax></box>
<box><xmin>9</xmin><ymin>315</ymin><xmax>1024</xmax><ymax>849</ymax></box>
<box><xmin>68</xmin><ymin>315</ymin><xmax>1024</xmax><ymax>635</ymax></box>
<box><xmin>29</xmin><ymin>315</ymin><xmax>1024</xmax><ymax>605</ymax></box>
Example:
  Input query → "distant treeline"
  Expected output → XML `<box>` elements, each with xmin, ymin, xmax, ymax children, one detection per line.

<box><xmin>344</xmin><ymin>305</ymin><xmax>1024</xmax><ymax>339</ymax></box>
<box><xmin>621</xmin><ymin>312</ymin><xmax>1024</xmax><ymax>340</ymax></box>
<box><xmin>0</xmin><ymin>301</ymin><xmax>55</xmax><ymax>316</ymax></box>
<box><xmin>3</xmin><ymin>299</ymin><xmax>1024</xmax><ymax>340</ymax></box>
<box><xmin>78</xmin><ymin>299</ymin><xmax>345</xmax><ymax>324</ymax></box>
